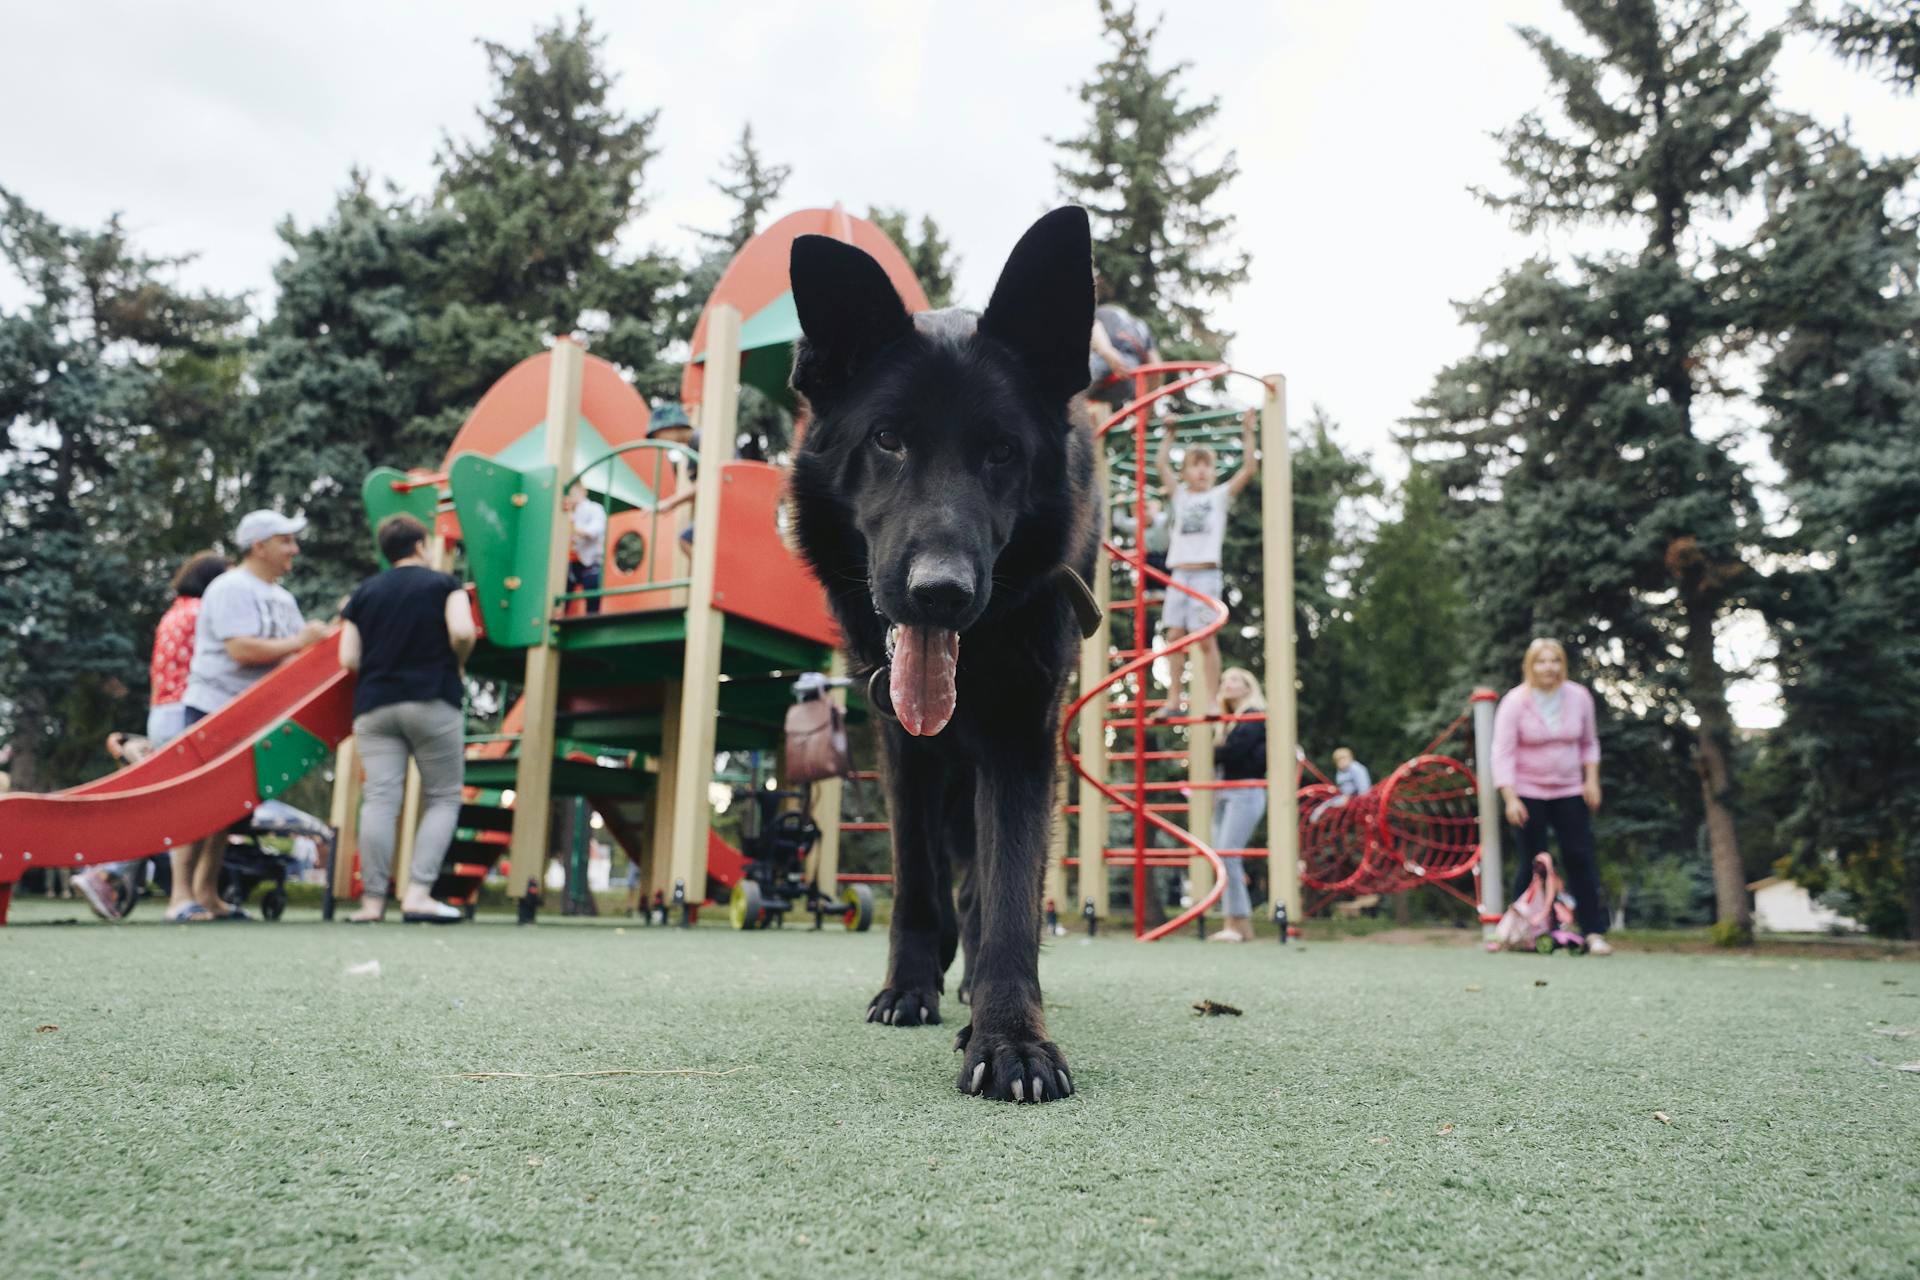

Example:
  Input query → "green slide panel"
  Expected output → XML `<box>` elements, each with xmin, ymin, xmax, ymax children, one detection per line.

<box><xmin>449</xmin><ymin>452</ymin><xmax>557</xmax><ymax>649</ymax></box>
<box><xmin>254</xmin><ymin>720</ymin><xmax>331</xmax><ymax>801</ymax></box>
<box><xmin>361</xmin><ymin>468</ymin><xmax>443</xmax><ymax>568</ymax></box>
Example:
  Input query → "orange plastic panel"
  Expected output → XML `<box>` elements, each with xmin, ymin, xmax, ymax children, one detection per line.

<box><xmin>710</xmin><ymin>461</ymin><xmax>838</xmax><ymax>648</ymax></box>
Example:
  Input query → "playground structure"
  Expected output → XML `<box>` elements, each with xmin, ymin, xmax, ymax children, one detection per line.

<box><xmin>1060</xmin><ymin>367</ymin><xmax>1508</xmax><ymax>938</ymax></box>
<box><xmin>0</xmin><ymin>203</ymin><xmax>1511</xmax><ymax>933</ymax></box>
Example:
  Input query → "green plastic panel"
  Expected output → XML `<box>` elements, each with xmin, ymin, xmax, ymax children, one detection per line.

<box><xmin>254</xmin><ymin>720</ymin><xmax>331</xmax><ymax>801</ymax></box>
<box><xmin>361</xmin><ymin>468</ymin><xmax>443</xmax><ymax>568</ymax></box>
<box><xmin>449</xmin><ymin>451</ymin><xmax>557</xmax><ymax>648</ymax></box>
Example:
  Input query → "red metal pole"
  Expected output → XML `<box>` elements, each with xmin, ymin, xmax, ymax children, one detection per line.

<box><xmin>1131</xmin><ymin>367</ymin><xmax>1149</xmax><ymax>938</ymax></box>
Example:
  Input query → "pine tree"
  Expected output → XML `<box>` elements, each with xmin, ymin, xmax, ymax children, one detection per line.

<box><xmin>698</xmin><ymin>124</ymin><xmax>791</xmax><ymax>256</ymax></box>
<box><xmin>1798</xmin><ymin>0</ymin><xmax>1920</xmax><ymax>91</ymax></box>
<box><xmin>1406</xmin><ymin>1</ymin><xmax>1787</xmax><ymax>937</ymax></box>
<box><xmin>866</xmin><ymin>208</ymin><xmax>960</xmax><ymax>308</ymax></box>
<box><xmin>252</xmin><ymin>15</ymin><xmax>681</xmax><ymax>602</ymax></box>
<box><xmin>0</xmin><ymin>189</ymin><xmax>247</xmax><ymax>788</ymax></box>
<box><xmin>1748</xmin><ymin>128</ymin><xmax>1920</xmax><ymax>936</ymax></box>
<box><xmin>249</xmin><ymin>175</ymin><xmax>450</xmax><ymax>611</ymax></box>
<box><xmin>1053</xmin><ymin>0</ymin><xmax>1249</xmax><ymax>358</ymax></box>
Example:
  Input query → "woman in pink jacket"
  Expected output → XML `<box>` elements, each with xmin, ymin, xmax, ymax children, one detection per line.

<box><xmin>1492</xmin><ymin>638</ymin><xmax>1612</xmax><ymax>955</ymax></box>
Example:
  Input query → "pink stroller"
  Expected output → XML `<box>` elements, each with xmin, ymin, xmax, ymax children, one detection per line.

<box><xmin>1490</xmin><ymin>852</ymin><xmax>1587</xmax><ymax>954</ymax></box>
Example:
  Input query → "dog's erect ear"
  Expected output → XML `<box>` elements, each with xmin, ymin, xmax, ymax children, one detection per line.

<box><xmin>979</xmin><ymin>206</ymin><xmax>1095</xmax><ymax>407</ymax></box>
<box><xmin>789</xmin><ymin>235</ymin><xmax>915</xmax><ymax>408</ymax></box>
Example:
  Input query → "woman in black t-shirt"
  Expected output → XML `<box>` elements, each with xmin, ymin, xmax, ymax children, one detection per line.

<box><xmin>337</xmin><ymin>514</ymin><xmax>477</xmax><ymax>923</ymax></box>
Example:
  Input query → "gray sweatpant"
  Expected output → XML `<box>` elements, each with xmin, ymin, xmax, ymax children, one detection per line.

<box><xmin>354</xmin><ymin>700</ymin><xmax>465</xmax><ymax>898</ymax></box>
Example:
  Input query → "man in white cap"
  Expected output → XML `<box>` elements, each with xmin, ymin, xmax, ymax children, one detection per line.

<box><xmin>167</xmin><ymin>509</ymin><xmax>329</xmax><ymax>921</ymax></box>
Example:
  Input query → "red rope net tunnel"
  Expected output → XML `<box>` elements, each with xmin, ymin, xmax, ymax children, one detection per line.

<box><xmin>1300</xmin><ymin>754</ymin><xmax>1481</xmax><ymax>898</ymax></box>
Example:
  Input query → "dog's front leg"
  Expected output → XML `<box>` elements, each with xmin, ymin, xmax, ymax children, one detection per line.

<box><xmin>955</xmin><ymin>725</ymin><xmax>1073</xmax><ymax>1102</ymax></box>
<box><xmin>866</xmin><ymin>731</ymin><xmax>954</xmax><ymax>1028</ymax></box>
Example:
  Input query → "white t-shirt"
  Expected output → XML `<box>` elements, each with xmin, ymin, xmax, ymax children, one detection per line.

<box><xmin>1166</xmin><ymin>482</ymin><xmax>1230</xmax><ymax>567</ymax></box>
<box><xmin>183</xmin><ymin>567</ymin><xmax>307</xmax><ymax>711</ymax></box>
<box><xmin>571</xmin><ymin>499</ymin><xmax>608</xmax><ymax>568</ymax></box>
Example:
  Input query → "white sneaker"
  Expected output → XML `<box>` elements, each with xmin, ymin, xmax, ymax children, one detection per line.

<box><xmin>1585</xmin><ymin>934</ymin><xmax>1613</xmax><ymax>956</ymax></box>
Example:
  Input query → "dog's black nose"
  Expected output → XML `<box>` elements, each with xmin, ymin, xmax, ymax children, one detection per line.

<box><xmin>907</xmin><ymin>558</ymin><xmax>975</xmax><ymax>623</ymax></box>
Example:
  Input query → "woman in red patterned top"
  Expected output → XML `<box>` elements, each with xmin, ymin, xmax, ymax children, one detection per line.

<box><xmin>72</xmin><ymin>551</ymin><xmax>229</xmax><ymax>922</ymax></box>
<box><xmin>148</xmin><ymin>552</ymin><xmax>229</xmax><ymax>743</ymax></box>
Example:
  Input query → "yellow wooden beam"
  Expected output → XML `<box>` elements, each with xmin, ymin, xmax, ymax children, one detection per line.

<box><xmin>506</xmin><ymin>337</ymin><xmax>584</xmax><ymax>899</ymax></box>
<box><xmin>1259</xmin><ymin>374</ymin><xmax>1299</xmax><ymax>927</ymax></box>
<box><xmin>665</xmin><ymin>305</ymin><xmax>741</xmax><ymax>911</ymax></box>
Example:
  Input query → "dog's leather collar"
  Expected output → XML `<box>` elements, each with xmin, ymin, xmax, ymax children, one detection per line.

<box><xmin>1052</xmin><ymin>566</ymin><xmax>1104</xmax><ymax>639</ymax></box>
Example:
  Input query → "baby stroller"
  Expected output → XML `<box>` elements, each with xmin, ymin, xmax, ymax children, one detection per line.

<box><xmin>1490</xmin><ymin>852</ymin><xmax>1587</xmax><ymax>954</ymax></box>
<box><xmin>122</xmin><ymin>800</ymin><xmax>332</xmax><ymax>922</ymax></box>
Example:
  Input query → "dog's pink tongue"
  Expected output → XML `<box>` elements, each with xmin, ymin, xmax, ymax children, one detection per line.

<box><xmin>889</xmin><ymin>626</ymin><xmax>960</xmax><ymax>736</ymax></box>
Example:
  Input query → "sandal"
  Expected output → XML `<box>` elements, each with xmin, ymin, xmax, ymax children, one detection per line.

<box><xmin>165</xmin><ymin>903</ymin><xmax>212</xmax><ymax>923</ymax></box>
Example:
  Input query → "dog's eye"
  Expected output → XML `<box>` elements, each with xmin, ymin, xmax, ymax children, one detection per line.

<box><xmin>986</xmin><ymin>438</ymin><xmax>1017</xmax><ymax>466</ymax></box>
<box><xmin>872</xmin><ymin>430</ymin><xmax>904</xmax><ymax>455</ymax></box>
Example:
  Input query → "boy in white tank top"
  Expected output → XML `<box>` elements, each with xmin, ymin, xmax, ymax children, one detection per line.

<box><xmin>1152</xmin><ymin>411</ymin><xmax>1259</xmax><ymax>720</ymax></box>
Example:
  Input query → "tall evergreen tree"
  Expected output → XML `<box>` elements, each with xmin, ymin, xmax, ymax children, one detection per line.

<box><xmin>698</xmin><ymin>124</ymin><xmax>791</xmax><ymax>256</ymax></box>
<box><xmin>1798</xmin><ymin>0</ymin><xmax>1920</xmax><ymax>91</ymax></box>
<box><xmin>0</xmin><ymin>190</ymin><xmax>247</xmax><ymax>787</ymax></box>
<box><xmin>866</xmin><ymin>207</ymin><xmax>960</xmax><ymax>308</ymax></box>
<box><xmin>1748</xmin><ymin>128</ymin><xmax>1920</xmax><ymax>936</ymax></box>
<box><xmin>680</xmin><ymin>124</ymin><xmax>795</xmax><ymax>456</ymax></box>
<box><xmin>1406</xmin><ymin>1</ymin><xmax>1785</xmax><ymax>937</ymax></box>
<box><xmin>252</xmin><ymin>14</ymin><xmax>680</xmax><ymax>602</ymax></box>
<box><xmin>1053</xmin><ymin>0</ymin><xmax>1249</xmax><ymax>358</ymax></box>
<box><xmin>249</xmin><ymin>176</ymin><xmax>452</xmax><ymax>611</ymax></box>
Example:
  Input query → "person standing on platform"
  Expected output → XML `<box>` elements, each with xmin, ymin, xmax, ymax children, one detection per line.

<box><xmin>562</xmin><ymin>482</ymin><xmax>608</xmax><ymax>615</ymax></box>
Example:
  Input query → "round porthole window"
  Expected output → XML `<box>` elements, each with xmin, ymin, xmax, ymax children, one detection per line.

<box><xmin>613</xmin><ymin>530</ymin><xmax>646</xmax><ymax>574</ymax></box>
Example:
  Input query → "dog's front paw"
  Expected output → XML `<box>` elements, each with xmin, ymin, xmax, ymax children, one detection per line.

<box><xmin>954</xmin><ymin>1023</ymin><xmax>1074</xmax><ymax>1102</ymax></box>
<box><xmin>866</xmin><ymin>986</ymin><xmax>941</xmax><ymax>1027</ymax></box>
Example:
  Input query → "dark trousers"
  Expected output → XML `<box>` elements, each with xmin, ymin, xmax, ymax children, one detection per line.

<box><xmin>566</xmin><ymin>561</ymin><xmax>602</xmax><ymax>615</ymax></box>
<box><xmin>1509</xmin><ymin>794</ymin><xmax>1608</xmax><ymax>936</ymax></box>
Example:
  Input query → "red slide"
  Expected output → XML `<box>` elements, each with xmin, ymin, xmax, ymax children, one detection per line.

<box><xmin>0</xmin><ymin>633</ymin><xmax>355</xmax><ymax>925</ymax></box>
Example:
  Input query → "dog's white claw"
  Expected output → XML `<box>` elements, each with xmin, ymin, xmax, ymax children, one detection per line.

<box><xmin>920</xmin><ymin>1006</ymin><xmax>930</xmax><ymax>1022</ymax></box>
<box><xmin>884</xmin><ymin>1007</ymin><xmax>895</xmax><ymax>1024</ymax></box>
<box><xmin>866</xmin><ymin>1006</ymin><xmax>878</xmax><ymax>1023</ymax></box>
<box><xmin>969</xmin><ymin>1063</ymin><xmax>986</xmax><ymax>1093</ymax></box>
<box><xmin>1033</xmin><ymin>1074</ymin><xmax>1045</xmax><ymax>1101</ymax></box>
<box><xmin>1057</xmin><ymin>1069</ymin><xmax>1073</xmax><ymax>1096</ymax></box>
<box><xmin>1012</xmin><ymin>1078</ymin><xmax>1025</xmax><ymax>1101</ymax></box>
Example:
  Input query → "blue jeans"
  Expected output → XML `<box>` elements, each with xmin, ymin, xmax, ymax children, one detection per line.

<box><xmin>1211</xmin><ymin>787</ymin><xmax>1267</xmax><ymax>917</ymax></box>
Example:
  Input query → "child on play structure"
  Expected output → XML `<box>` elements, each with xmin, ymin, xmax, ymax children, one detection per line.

<box><xmin>1152</xmin><ymin>410</ymin><xmax>1259</xmax><ymax>720</ymax></box>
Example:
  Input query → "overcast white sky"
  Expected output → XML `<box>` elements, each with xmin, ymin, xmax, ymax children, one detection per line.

<box><xmin>4</xmin><ymin>1</ymin><xmax>1916</xmax><ymax>725</ymax></box>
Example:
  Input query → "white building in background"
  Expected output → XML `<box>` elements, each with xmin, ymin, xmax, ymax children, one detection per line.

<box><xmin>1747</xmin><ymin>876</ymin><xmax>1865</xmax><ymax>934</ymax></box>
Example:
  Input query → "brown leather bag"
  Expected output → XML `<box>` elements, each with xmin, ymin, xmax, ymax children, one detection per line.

<box><xmin>785</xmin><ymin>694</ymin><xmax>852</xmax><ymax>785</ymax></box>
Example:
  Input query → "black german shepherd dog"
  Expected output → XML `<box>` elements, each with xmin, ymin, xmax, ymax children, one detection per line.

<box><xmin>787</xmin><ymin>207</ymin><xmax>1098</xmax><ymax>1103</ymax></box>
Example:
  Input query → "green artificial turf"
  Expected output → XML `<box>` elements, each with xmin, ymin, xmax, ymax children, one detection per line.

<box><xmin>4</xmin><ymin>900</ymin><xmax>1917</xmax><ymax>1278</ymax></box>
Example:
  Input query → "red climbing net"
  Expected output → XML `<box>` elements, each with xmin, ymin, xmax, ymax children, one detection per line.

<box><xmin>1299</xmin><ymin>717</ymin><xmax>1485</xmax><ymax>908</ymax></box>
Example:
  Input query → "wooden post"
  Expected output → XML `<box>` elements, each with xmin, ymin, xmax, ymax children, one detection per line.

<box><xmin>809</xmin><ymin>650</ymin><xmax>848</xmax><ymax>896</ymax></box>
<box><xmin>1076</xmin><ymin>450</ymin><xmax>1113</xmax><ymax>920</ymax></box>
<box><xmin>1259</xmin><ymin>375</ymin><xmax>1300</xmax><ymax>927</ymax></box>
<box><xmin>1472</xmin><ymin>689</ymin><xmax>1503</xmax><ymax>938</ymax></box>
<box><xmin>1187</xmin><ymin>715</ymin><xmax>1216</xmax><ymax>909</ymax></box>
<box><xmin>666</xmin><ymin>305</ymin><xmax>741</xmax><ymax>908</ymax></box>
<box><xmin>328</xmin><ymin>737</ymin><xmax>362</xmax><ymax>901</ymax></box>
<box><xmin>648</xmin><ymin>682</ymin><xmax>683</xmax><ymax>899</ymax></box>
<box><xmin>507</xmin><ymin>338</ymin><xmax>584</xmax><ymax>899</ymax></box>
